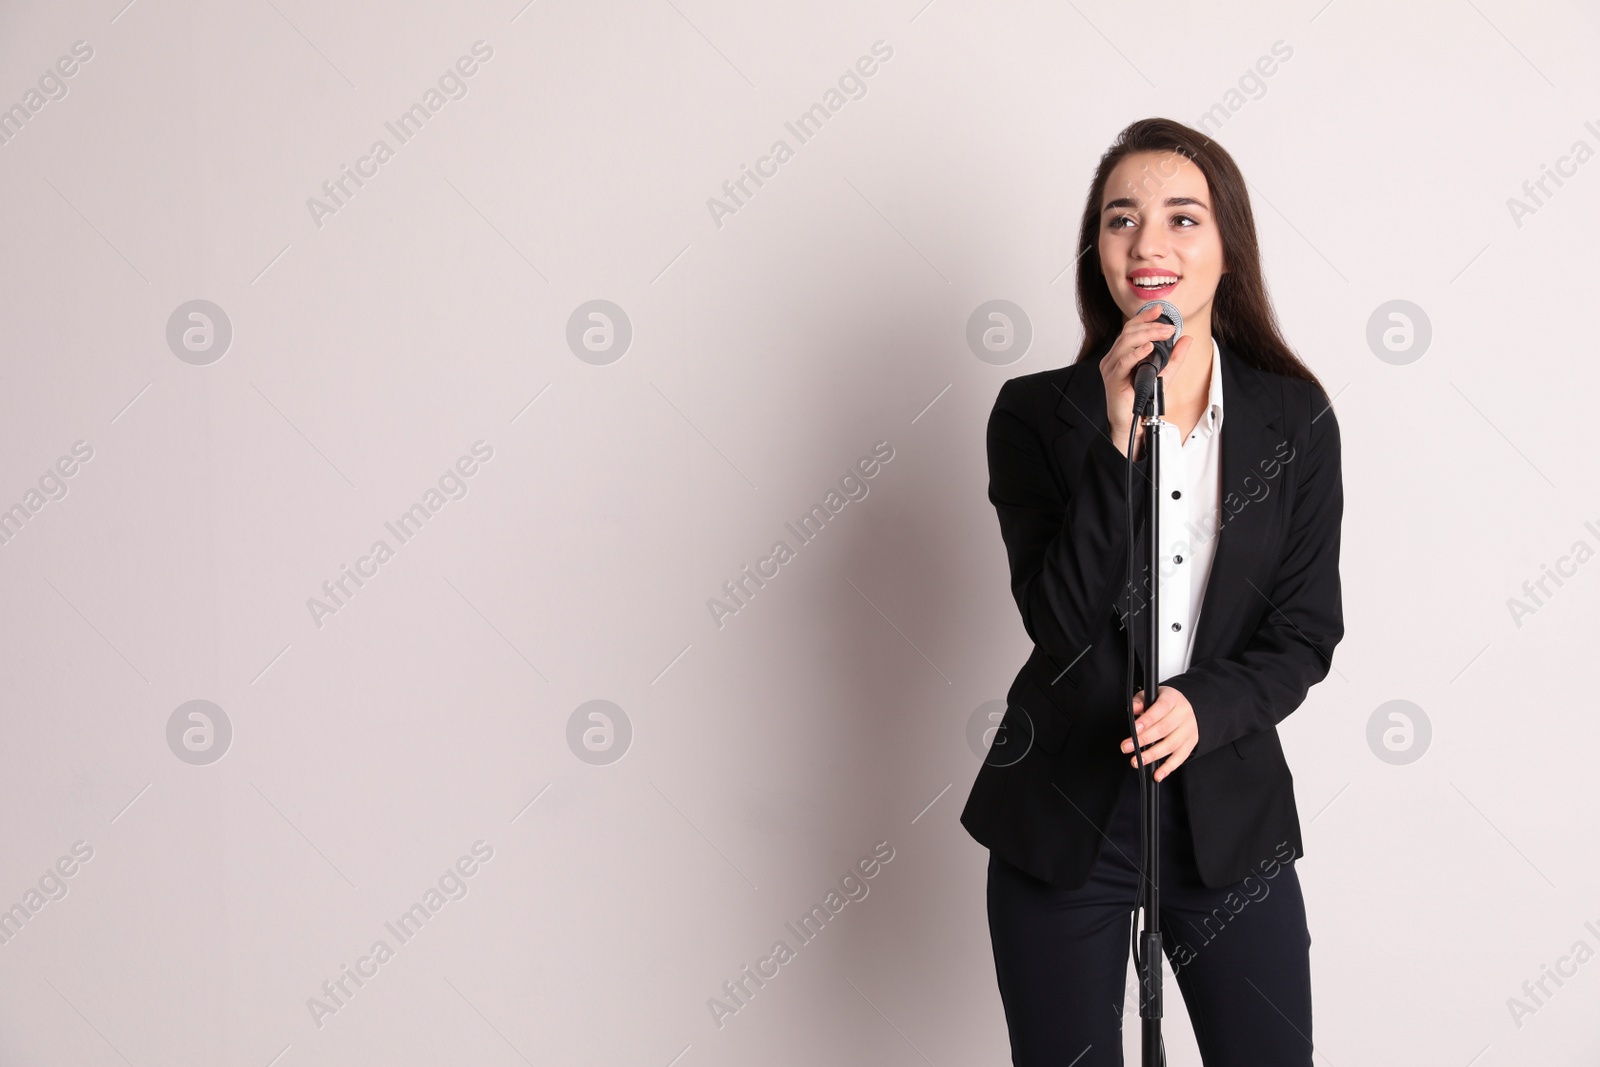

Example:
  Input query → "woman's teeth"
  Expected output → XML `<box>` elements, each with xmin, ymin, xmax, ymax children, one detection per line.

<box><xmin>1134</xmin><ymin>276</ymin><xmax>1178</xmax><ymax>289</ymax></box>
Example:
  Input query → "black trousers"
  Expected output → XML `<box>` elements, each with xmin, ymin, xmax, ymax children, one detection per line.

<box><xmin>985</xmin><ymin>767</ymin><xmax>1313</xmax><ymax>1066</ymax></box>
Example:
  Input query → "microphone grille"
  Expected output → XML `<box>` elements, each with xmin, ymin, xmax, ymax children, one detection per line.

<box><xmin>1136</xmin><ymin>299</ymin><xmax>1183</xmax><ymax>342</ymax></box>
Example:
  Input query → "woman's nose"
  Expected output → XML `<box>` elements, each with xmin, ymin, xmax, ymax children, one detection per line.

<box><xmin>1130</xmin><ymin>228</ymin><xmax>1169</xmax><ymax>261</ymax></box>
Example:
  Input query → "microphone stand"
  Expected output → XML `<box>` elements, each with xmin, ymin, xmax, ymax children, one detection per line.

<box><xmin>1136</xmin><ymin>375</ymin><xmax>1165</xmax><ymax>1066</ymax></box>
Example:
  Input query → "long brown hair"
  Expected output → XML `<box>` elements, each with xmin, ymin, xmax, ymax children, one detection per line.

<box><xmin>1072</xmin><ymin>117</ymin><xmax>1323</xmax><ymax>391</ymax></box>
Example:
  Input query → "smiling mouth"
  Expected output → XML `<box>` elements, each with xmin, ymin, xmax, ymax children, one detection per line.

<box><xmin>1131</xmin><ymin>274</ymin><xmax>1179</xmax><ymax>291</ymax></box>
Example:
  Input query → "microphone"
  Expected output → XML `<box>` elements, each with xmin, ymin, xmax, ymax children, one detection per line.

<box><xmin>1130</xmin><ymin>299</ymin><xmax>1183</xmax><ymax>416</ymax></box>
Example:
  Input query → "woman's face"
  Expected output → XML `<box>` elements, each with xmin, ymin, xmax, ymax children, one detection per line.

<box><xmin>1097</xmin><ymin>150</ymin><xmax>1226</xmax><ymax>326</ymax></box>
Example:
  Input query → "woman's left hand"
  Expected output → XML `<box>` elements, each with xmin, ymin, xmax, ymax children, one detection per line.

<box><xmin>1120</xmin><ymin>685</ymin><xmax>1199</xmax><ymax>781</ymax></box>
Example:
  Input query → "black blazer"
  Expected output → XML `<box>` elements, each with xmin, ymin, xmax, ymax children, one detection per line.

<box><xmin>960</xmin><ymin>341</ymin><xmax>1344</xmax><ymax>889</ymax></box>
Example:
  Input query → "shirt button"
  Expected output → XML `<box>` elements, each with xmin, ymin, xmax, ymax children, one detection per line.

<box><xmin>1174</xmin><ymin>555</ymin><xmax>1183</xmax><ymax>564</ymax></box>
<box><xmin>1171</xmin><ymin>622</ymin><xmax>1181</xmax><ymax>632</ymax></box>
<box><xmin>1171</xmin><ymin>490</ymin><xmax>1181</xmax><ymax>499</ymax></box>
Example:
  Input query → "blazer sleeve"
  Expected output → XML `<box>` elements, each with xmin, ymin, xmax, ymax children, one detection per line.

<box><xmin>988</xmin><ymin>374</ymin><xmax>1146</xmax><ymax>664</ymax></box>
<box><xmin>1161</xmin><ymin>383</ymin><xmax>1345</xmax><ymax>760</ymax></box>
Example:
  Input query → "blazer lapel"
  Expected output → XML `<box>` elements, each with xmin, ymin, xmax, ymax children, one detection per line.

<box><xmin>1047</xmin><ymin>354</ymin><xmax>1154</xmax><ymax>666</ymax></box>
<box><xmin>1188</xmin><ymin>346</ymin><xmax>1283</xmax><ymax>665</ymax></box>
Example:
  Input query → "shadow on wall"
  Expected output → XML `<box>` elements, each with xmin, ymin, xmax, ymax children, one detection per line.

<box><xmin>743</xmin><ymin>249</ymin><xmax>1029</xmax><ymax>1050</ymax></box>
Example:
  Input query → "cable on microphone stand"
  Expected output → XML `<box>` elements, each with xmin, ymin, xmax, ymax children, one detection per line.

<box><xmin>1124</xmin><ymin>399</ymin><xmax>1167</xmax><ymax>1067</ymax></box>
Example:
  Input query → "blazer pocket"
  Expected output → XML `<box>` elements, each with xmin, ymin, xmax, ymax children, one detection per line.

<box><xmin>1006</xmin><ymin>669</ymin><xmax>1074</xmax><ymax>756</ymax></box>
<box><xmin>1040</xmin><ymin>649</ymin><xmax>1084</xmax><ymax>689</ymax></box>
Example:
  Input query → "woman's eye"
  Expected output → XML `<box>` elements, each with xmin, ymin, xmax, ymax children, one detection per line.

<box><xmin>1172</xmin><ymin>214</ymin><xmax>1197</xmax><ymax>227</ymax></box>
<box><xmin>1108</xmin><ymin>215</ymin><xmax>1135</xmax><ymax>230</ymax></box>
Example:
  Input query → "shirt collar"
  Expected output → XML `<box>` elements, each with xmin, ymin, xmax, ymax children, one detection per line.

<box><xmin>1205</xmin><ymin>337</ymin><xmax>1225</xmax><ymax>431</ymax></box>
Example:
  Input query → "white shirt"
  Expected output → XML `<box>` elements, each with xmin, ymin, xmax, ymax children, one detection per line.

<box><xmin>1154</xmin><ymin>338</ymin><xmax>1225</xmax><ymax>681</ymax></box>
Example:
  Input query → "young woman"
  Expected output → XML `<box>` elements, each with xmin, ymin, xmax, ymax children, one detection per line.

<box><xmin>960</xmin><ymin>117</ymin><xmax>1343</xmax><ymax>1066</ymax></box>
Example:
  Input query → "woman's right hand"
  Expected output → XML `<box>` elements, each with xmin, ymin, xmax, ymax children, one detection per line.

<box><xmin>1100</xmin><ymin>303</ymin><xmax>1191</xmax><ymax>457</ymax></box>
